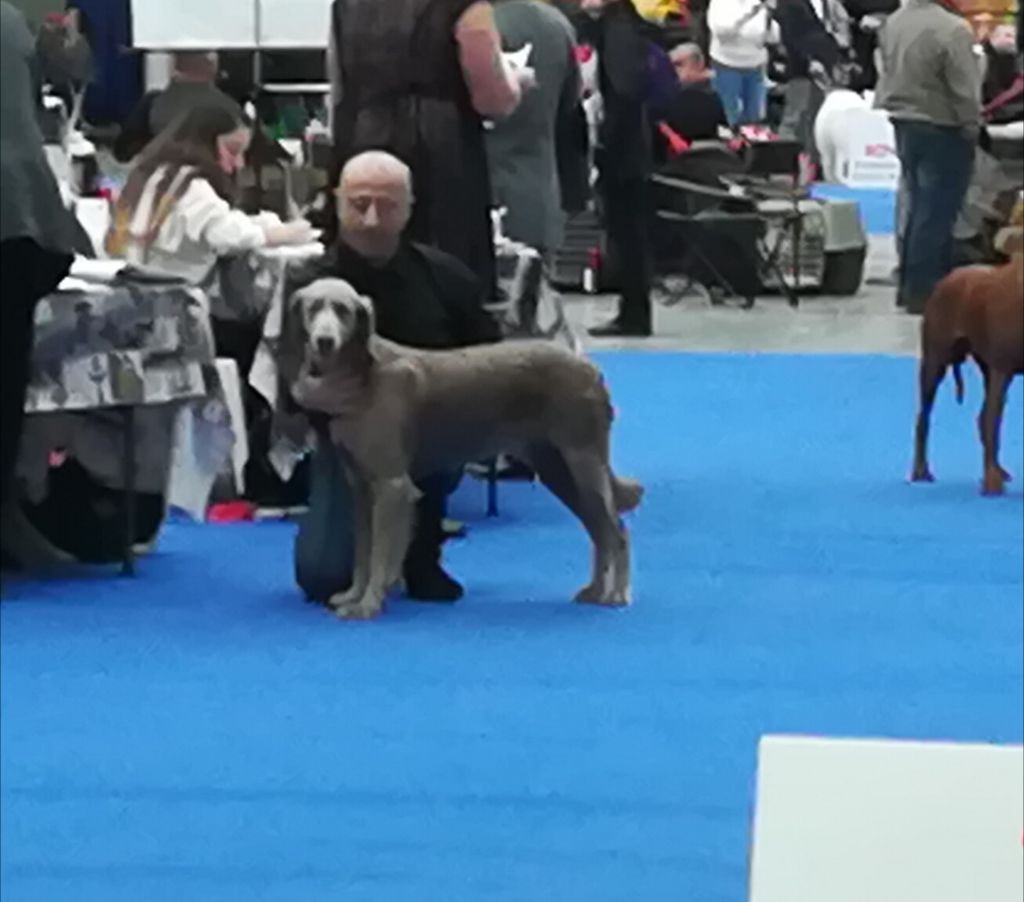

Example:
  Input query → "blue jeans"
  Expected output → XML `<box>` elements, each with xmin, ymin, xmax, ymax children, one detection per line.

<box><xmin>711</xmin><ymin>62</ymin><xmax>765</xmax><ymax>126</ymax></box>
<box><xmin>893</xmin><ymin>120</ymin><xmax>974</xmax><ymax>312</ymax></box>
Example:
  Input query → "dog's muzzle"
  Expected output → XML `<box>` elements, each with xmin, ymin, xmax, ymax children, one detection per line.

<box><xmin>308</xmin><ymin>307</ymin><xmax>345</xmax><ymax>359</ymax></box>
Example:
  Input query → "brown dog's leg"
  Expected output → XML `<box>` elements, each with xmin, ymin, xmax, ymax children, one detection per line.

<box><xmin>978</xmin><ymin>369</ymin><xmax>1013</xmax><ymax>496</ymax></box>
<box><xmin>911</xmin><ymin>354</ymin><xmax>946</xmax><ymax>483</ymax></box>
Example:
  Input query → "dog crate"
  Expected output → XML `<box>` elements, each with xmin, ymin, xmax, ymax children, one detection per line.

<box><xmin>820</xmin><ymin>199</ymin><xmax>868</xmax><ymax>296</ymax></box>
<box><xmin>757</xmin><ymin>198</ymin><xmax>828</xmax><ymax>292</ymax></box>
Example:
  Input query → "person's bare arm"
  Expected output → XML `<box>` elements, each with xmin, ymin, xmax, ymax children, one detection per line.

<box><xmin>454</xmin><ymin>1</ymin><xmax>522</xmax><ymax>119</ymax></box>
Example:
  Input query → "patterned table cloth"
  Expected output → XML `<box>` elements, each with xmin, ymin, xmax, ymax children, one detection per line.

<box><xmin>19</xmin><ymin>280</ymin><xmax>216</xmax><ymax>500</ymax></box>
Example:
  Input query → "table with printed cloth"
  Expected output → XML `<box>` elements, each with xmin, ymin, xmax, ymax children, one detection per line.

<box><xmin>19</xmin><ymin>276</ymin><xmax>217</xmax><ymax>574</ymax></box>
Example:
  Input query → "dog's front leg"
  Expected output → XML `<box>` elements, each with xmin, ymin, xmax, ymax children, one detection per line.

<box><xmin>327</xmin><ymin>467</ymin><xmax>371</xmax><ymax>612</ymax></box>
<box><xmin>333</xmin><ymin>475</ymin><xmax>419</xmax><ymax>620</ymax></box>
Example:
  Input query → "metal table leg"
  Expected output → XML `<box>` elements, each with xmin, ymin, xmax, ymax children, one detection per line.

<box><xmin>486</xmin><ymin>458</ymin><xmax>499</xmax><ymax>518</ymax></box>
<box><xmin>121</xmin><ymin>405</ymin><xmax>137</xmax><ymax>576</ymax></box>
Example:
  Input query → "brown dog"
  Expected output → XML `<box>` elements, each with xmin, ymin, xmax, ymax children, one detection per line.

<box><xmin>285</xmin><ymin>278</ymin><xmax>643</xmax><ymax>620</ymax></box>
<box><xmin>911</xmin><ymin>223</ymin><xmax>1024</xmax><ymax>495</ymax></box>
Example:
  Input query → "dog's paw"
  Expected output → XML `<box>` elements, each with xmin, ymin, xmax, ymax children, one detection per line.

<box><xmin>574</xmin><ymin>584</ymin><xmax>630</xmax><ymax>607</ymax></box>
<box><xmin>327</xmin><ymin>587</ymin><xmax>360</xmax><ymax>610</ymax></box>
<box><xmin>981</xmin><ymin>470</ymin><xmax>1007</xmax><ymax>497</ymax></box>
<box><xmin>909</xmin><ymin>466</ymin><xmax>935</xmax><ymax>483</ymax></box>
<box><xmin>573</xmin><ymin>583</ymin><xmax>603</xmax><ymax>604</ymax></box>
<box><xmin>331</xmin><ymin>591</ymin><xmax>384</xmax><ymax>620</ymax></box>
<box><xmin>334</xmin><ymin>603</ymin><xmax>382</xmax><ymax>621</ymax></box>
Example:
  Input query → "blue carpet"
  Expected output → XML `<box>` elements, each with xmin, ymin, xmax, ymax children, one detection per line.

<box><xmin>2</xmin><ymin>353</ymin><xmax>1022</xmax><ymax>902</ymax></box>
<box><xmin>812</xmin><ymin>183</ymin><xmax>896</xmax><ymax>236</ymax></box>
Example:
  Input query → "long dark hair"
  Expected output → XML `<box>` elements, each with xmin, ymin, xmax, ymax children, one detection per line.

<box><xmin>107</xmin><ymin>103</ymin><xmax>249</xmax><ymax>256</ymax></box>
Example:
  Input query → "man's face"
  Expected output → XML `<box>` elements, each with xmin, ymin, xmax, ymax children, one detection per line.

<box><xmin>673</xmin><ymin>54</ymin><xmax>705</xmax><ymax>85</ymax></box>
<box><xmin>337</xmin><ymin>171</ymin><xmax>412</xmax><ymax>263</ymax></box>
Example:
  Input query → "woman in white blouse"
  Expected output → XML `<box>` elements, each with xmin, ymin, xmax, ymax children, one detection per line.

<box><xmin>106</xmin><ymin>103</ymin><xmax>313</xmax><ymax>281</ymax></box>
<box><xmin>104</xmin><ymin>104</ymin><xmax>316</xmax><ymax>524</ymax></box>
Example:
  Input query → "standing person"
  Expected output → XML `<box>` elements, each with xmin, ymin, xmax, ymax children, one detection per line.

<box><xmin>580</xmin><ymin>0</ymin><xmax>654</xmax><ymax>337</ymax></box>
<box><xmin>706</xmin><ymin>0</ymin><xmax>773</xmax><ymax>126</ymax></box>
<box><xmin>486</xmin><ymin>0</ymin><xmax>588</xmax><ymax>253</ymax></box>
<box><xmin>775</xmin><ymin>0</ymin><xmax>846</xmax><ymax>164</ymax></box>
<box><xmin>326</xmin><ymin>0</ymin><xmax>531</xmax><ymax>303</ymax></box>
<box><xmin>0</xmin><ymin>1</ymin><xmax>77</xmax><ymax>512</ymax></box>
<box><xmin>875</xmin><ymin>0</ymin><xmax>981</xmax><ymax>314</ymax></box>
<box><xmin>113</xmin><ymin>52</ymin><xmax>240</xmax><ymax>163</ymax></box>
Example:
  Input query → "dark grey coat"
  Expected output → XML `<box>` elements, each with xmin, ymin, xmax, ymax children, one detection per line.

<box><xmin>0</xmin><ymin>0</ymin><xmax>76</xmax><ymax>253</ymax></box>
<box><xmin>486</xmin><ymin>0</ymin><xmax>584</xmax><ymax>251</ymax></box>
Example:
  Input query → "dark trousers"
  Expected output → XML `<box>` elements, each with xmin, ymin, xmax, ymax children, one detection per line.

<box><xmin>0</xmin><ymin>239</ymin><xmax>72</xmax><ymax>509</ymax></box>
<box><xmin>893</xmin><ymin>121</ymin><xmax>975</xmax><ymax>313</ymax></box>
<box><xmin>603</xmin><ymin>175</ymin><xmax>653</xmax><ymax>329</ymax></box>
<box><xmin>405</xmin><ymin>471</ymin><xmax>461</xmax><ymax>572</ymax></box>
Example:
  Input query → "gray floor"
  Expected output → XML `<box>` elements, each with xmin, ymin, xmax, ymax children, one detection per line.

<box><xmin>568</xmin><ymin>235</ymin><xmax>919</xmax><ymax>356</ymax></box>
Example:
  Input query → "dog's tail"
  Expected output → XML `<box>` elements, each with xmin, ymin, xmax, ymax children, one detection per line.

<box><xmin>952</xmin><ymin>360</ymin><xmax>965</xmax><ymax>405</ymax></box>
<box><xmin>613</xmin><ymin>475</ymin><xmax>644</xmax><ymax>513</ymax></box>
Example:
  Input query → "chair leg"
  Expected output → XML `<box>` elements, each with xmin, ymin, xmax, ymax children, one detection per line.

<box><xmin>121</xmin><ymin>406</ymin><xmax>136</xmax><ymax>576</ymax></box>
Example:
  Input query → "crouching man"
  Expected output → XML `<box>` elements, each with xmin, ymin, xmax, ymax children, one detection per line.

<box><xmin>286</xmin><ymin>151</ymin><xmax>501</xmax><ymax>601</ymax></box>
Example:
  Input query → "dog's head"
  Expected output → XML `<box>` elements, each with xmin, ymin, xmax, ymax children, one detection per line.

<box><xmin>285</xmin><ymin>278</ymin><xmax>377</xmax><ymax>378</ymax></box>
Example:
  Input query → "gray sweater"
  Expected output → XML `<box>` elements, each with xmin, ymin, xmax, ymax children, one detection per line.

<box><xmin>0</xmin><ymin>1</ymin><xmax>76</xmax><ymax>251</ymax></box>
<box><xmin>875</xmin><ymin>0</ymin><xmax>981</xmax><ymax>132</ymax></box>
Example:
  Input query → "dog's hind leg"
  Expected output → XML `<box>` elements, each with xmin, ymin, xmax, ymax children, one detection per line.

<box><xmin>978</xmin><ymin>368</ymin><xmax>1013</xmax><ymax>496</ymax></box>
<box><xmin>527</xmin><ymin>442</ymin><xmax>606</xmax><ymax>600</ymax></box>
<box><xmin>911</xmin><ymin>353</ymin><xmax>946</xmax><ymax>483</ymax></box>
<box><xmin>558</xmin><ymin>446</ymin><xmax>631</xmax><ymax>607</ymax></box>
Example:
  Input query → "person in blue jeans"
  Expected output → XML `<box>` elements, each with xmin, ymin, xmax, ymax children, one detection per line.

<box><xmin>707</xmin><ymin>0</ymin><xmax>774</xmax><ymax>125</ymax></box>
<box><xmin>876</xmin><ymin>0</ymin><xmax>982</xmax><ymax>313</ymax></box>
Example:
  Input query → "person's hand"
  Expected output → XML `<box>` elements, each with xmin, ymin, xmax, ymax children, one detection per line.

<box><xmin>265</xmin><ymin>219</ymin><xmax>317</xmax><ymax>246</ymax></box>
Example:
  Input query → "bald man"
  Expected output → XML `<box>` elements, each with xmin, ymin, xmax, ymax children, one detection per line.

<box><xmin>286</xmin><ymin>151</ymin><xmax>501</xmax><ymax>601</ymax></box>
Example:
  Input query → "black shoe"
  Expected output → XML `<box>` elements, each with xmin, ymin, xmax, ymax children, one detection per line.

<box><xmin>404</xmin><ymin>560</ymin><xmax>464</xmax><ymax>602</ymax></box>
<box><xmin>588</xmin><ymin>316</ymin><xmax>652</xmax><ymax>338</ymax></box>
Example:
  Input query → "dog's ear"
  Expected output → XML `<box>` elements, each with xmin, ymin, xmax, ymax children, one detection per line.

<box><xmin>352</xmin><ymin>293</ymin><xmax>376</xmax><ymax>347</ymax></box>
<box><xmin>278</xmin><ymin>290</ymin><xmax>309</xmax><ymax>392</ymax></box>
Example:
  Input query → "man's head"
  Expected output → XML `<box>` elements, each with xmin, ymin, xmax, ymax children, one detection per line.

<box><xmin>669</xmin><ymin>43</ymin><xmax>709</xmax><ymax>84</ymax></box>
<box><xmin>172</xmin><ymin>51</ymin><xmax>219</xmax><ymax>84</ymax></box>
<box><xmin>336</xmin><ymin>151</ymin><xmax>414</xmax><ymax>264</ymax></box>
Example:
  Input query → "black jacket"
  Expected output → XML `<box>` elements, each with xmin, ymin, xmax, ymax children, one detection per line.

<box><xmin>285</xmin><ymin>241</ymin><xmax>501</xmax><ymax>351</ymax></box>
<box><xmin>579</xmin><ymin>0</ymin><xmax>652</xmax><ymax>180</ymax></box>
<box><xmin>775</xmin><ymin>0</ymin><xmax>843</xmax><ymax>80</ymax></box>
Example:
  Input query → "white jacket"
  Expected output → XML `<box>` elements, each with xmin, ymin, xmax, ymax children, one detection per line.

<box><xmin>118</xmin><ymin>165</ymin><xmax>267</xmax><ymax>287</ymax></box>
<box><xmin>707</xmin><ymin>0</ymin><xmax>773</xmax><ymax>70</ymax></box>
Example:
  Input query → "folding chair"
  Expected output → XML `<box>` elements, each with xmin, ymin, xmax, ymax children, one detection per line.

<box><xmin>649</xmin><ymin>142</ymin><xmax>803</xmax><ymax>308</ymax></box>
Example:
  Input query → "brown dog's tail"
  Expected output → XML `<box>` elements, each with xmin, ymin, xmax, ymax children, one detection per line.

<box><xmin>952</xmin><ymin>360</ymin><xmax>965</xmax><ymax>404</ymax></box>
<box><xmin>613</xmin><ymin>475</ymin><xmax>644</xmax><ymax>512</ymax></box>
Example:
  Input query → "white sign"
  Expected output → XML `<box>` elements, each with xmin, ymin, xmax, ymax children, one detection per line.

<box><xmin>749</xmin><ymin>735</ymin><xmax>1024</xmax><ymax>902</ymax></box>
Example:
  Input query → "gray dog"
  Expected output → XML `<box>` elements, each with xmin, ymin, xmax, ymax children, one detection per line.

<box><xmin>285</xmin><ymin>278</ymin><xmax>643</xmax><ymax>620</ymax></box>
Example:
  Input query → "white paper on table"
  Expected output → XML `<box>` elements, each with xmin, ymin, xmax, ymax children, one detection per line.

<box><xmin>68</xmin><ymin>256</ymin><xmax>125</xmax><ymax>283</ymax></box>
<box><xmin>55</xmin><ymin>276</ymin><xmax>113</xmax><ymax>294</ymax></box>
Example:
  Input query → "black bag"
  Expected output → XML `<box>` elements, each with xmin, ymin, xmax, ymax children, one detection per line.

<box><xmin>293</xmin><ymin>439</ymin><xmax>355</xmax><ymax>603</ymax></box>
